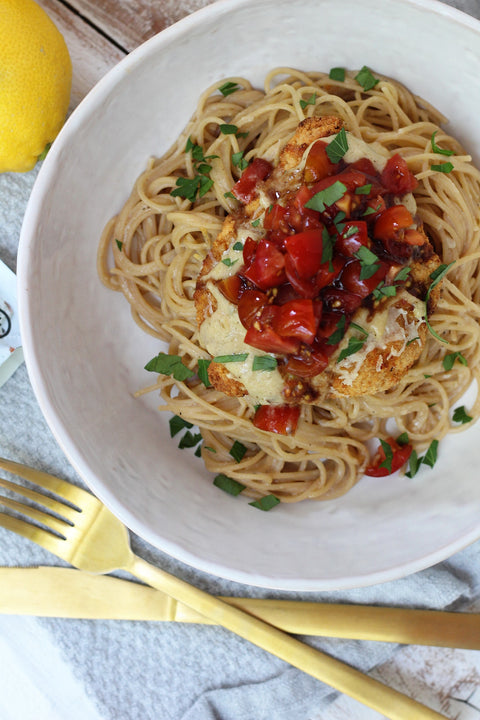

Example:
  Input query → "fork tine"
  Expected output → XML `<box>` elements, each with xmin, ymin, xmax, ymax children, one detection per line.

<box><xmin>0</xmin><ymin>476</ymin><xmax>78</xmax><ymax>523</ymax></box>
<box><xmin>0</xmin><ymin>495</ymin><xmax>70</xmax><ymax>536</ymax></box>
<box><xmin>0</xmin><ymin>457</ymin><xmax>93</xmax><ymax>511</ymax></box>
<box><xmin>0</xmin><ymin>510</ymin><xmax>68</xmax><ymax>556</ymax></box>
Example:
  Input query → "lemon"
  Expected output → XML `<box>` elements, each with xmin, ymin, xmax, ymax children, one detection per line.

<box><xmin>0</xmin><ymin>0</ymin><xmax>72</xmax><ymax>173</ymax></box>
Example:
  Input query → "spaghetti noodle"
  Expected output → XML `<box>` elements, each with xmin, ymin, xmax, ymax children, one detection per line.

<box><xmin>97</xmin><ymin>67</ymin><xmax>480</xmax><ymax>503</ymax></box>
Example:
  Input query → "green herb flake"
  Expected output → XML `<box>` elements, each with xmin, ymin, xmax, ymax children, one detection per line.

<box><xmin>362</xmin><ymin>203</ymin><xmax>382</xmax><ymax>217</ymax></box>
<box><xmin>431</xmin><ymin>162</ymin><xmax>454</xmax><ymax>174</ymax></box>
<box><xmin>355</xmin><ymin>183</ymin><xmax>372</xmax><ymax>195</ymax></box>
<box><xmin>300</xmin><ymin>93</ymin><xmax>317</xmax><ymax>110</ymax></box>
<box><xmin>251</xmin><ymin>217</ymin><xmax>262</xmax><ymax>227</ymax></box>
<box><xmin>229</xmin><ymin>440</ymin><xmax>247</xmax><ymax>463</ymax></box>
<box><xmin>422</xmin><ymin>439</ymin><xmax>439</xmax><ymax>468</ymax></box>
<box><xmin>194</xmin><ymin>445</ymin><xmax>202</xmax><ymax>457</ymax></box>
<box><xmin>224</xmin><ymin>191</ymin><xmax>236</xmax><ymax>200</ymax></box>
<box><xmin>213</xmin><ymin>353</ymin><xmax>249</xmax><ymax>363</ymax></box>
<box><xmin>232</xmin><ymin>151</ymin><xmax>248</xmax><ymax>171</ymax></box>
<box><xmin>443</xmin><ymin>351</ymin><xmax>468</xmax><ymax>371</ymax></box>
<box><xmin>355</xmin><ymin>245</ymin><xmax>380</xmax><ymax>280</ymax></box>
<box><xmin>337</xmin><ymin>336</ymin><xmax>367</xmax><ymax>363</ymax></box>
<box><xmin>115</xmin><ymin>239</ymin><xmax>123</xmax><ymax>251</ymax></box>
<box><xmin>405</xmin><ymin>449</ymin><xmax>422</xmax><ymax>478</ymax></box>
<box><xmin>218</xmin><ymin>81</ymin><xmax>241</xmax><ymax>97</ymax></box>
<box><xmin>349</xmin><ymin>322</ymin><xmax>368</xmax><ymax>337</ymax></box>
<box><xmin>431</xmin><ymin>131</ymin><xmax>455</xmax><ymax>157</ymax></box>
<box><xmin>233</xmin><ymin>241</ymin><xmax>244</xmax><ymax>251</ymax></box>
<box><xmin>252</xmin><ymin>355</ymin><xmax>277</xmax><ymax>372</ymax></box>
<box><xmin>327</xmin><ymin>314</ymin><xmax>346</xmax><ymax>345</ymax></box>
<box><xmin>321</xmin><ymin>228</ymin><xmax>335</xmax><ymax>269</ymax></box>
<box><xmin>249</xmin><ymin>494</ymin><xmax>280</xmax><ymax>511</ymax></box>
<box><xmin>355</xmin><ymin>66</ymin><xmax>380</xmax><ymax>92</ymax></box>
<box><xmin>373</xmin><ymin>281</ymin><xmax>397</xmax><ymax>300</ymax></box>
<box><xmin>144</xmin><ymin>352</ymin><xmax>194</xmax><ymax>382</ymax></box>
<box><xmin>198</xmin><ymin>358</ymin><xmax>212</xmax><ymax>387</ymax></box>
<box><xmin>394</xmin><ymin>266</ymin><xmax>411</xmax><ymax>283</ymax></box>
<box><xmin>178</xmin><ymin>430</ymin><xmax>203</xmax><ymax>449</ymax></box>
<box><xmin>169</xmin><ymin>415</ymin><xmax>193</xmax><ymax>438</ymax></box>
<box><xmin>220</xmin><ymin>123</ymin><xmax>239</xmax><ymax>135</ymax></box>
<box><xmin>222</xmin><ymin>257</ymin><xmax>238</xmax><ymax>267</ymax></box>
<box><xmin>424</xmin><ymin>262</ymin><xmax>455</xmax><ymax>343</ymax></box>
<box><xmin>397</xmin><ymin>432</ymin><xmax>410</xmax><ymax>446</ymax></box>
<box><xmin>378</xmin><ymin>439</ymin><xmax>394</xmax><ymax>473</ymax></box>
<box><xmin>452</xmin><ymin>405</ymin><xmax>473</xmax><ymax>424</ymax></box>
<box><xmin>329</xmin><ymin>67</ymin><xmax>345</xmax><ymax>82</ymax></box>
<box><xmin>326</xmin><ymin>128</ymin><xmax>349</xmax><ymax>163</ymax></box>
<box><xmin>213</xmin><ymin>473</ymin><xmax>246</xmax><ymax>496</ymax></box>
<box><xmin>305</xmin><ymin>181</ymin><xmax>347</xmax><ymax>212</ymax></box>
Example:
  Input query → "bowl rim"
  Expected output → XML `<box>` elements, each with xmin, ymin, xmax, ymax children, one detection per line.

<box><xmin>17</xmin><ymin>0</ymin><xmax>480</xmax><ymax>590</ymax></box>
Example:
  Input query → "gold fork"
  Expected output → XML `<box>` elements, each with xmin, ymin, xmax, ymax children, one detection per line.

<box><xmin>0</xmin><ymin>456</ymin><xmax>446</xmax><ymax>720</ymax></box>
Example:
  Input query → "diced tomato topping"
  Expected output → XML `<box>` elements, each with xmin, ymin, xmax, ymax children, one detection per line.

<box><xmin>339</xmin><ymin>259</ymin><xmax>388</xmax><ymax>298</ymax></box>
<box><xmin>373</xmin><ymin>205</ymin><xmax>414</xmax><ymax>243</ymax></box>
<box><xmin>237</xmin><ymin>289</ymin><xmax>268</xmax><ymax>329</ymax></box>
<box><xmin>363</xmin><ymin>195</ymin><xmax>386</xmax><ymax>219</ymax></box>
<box><xmin>335</xmin><ymin>221</ymin><xmax>369</xmax><ymax>257</ymax></box>
<box><xmin>284</xmin><ymin>345</ymin><xmax>328</xmax><ymax>378</ymax></box>
<box><xmin>381</xmin><ymin>154</ymin><xmax>418</xmax><ymax>195</ymax></box>
<box><xmin>217</xmin><ymin>275</ymin><xmax>243</xmax><ymax>304</ymax></box>
<box><xmin>321</xmin><ymin>287</ymin><xmax>363</xmax><ymax>314</ymax></box>
<box><xmin>243</xmin><ymin>239</ymin><xmax>286</xmax><ymax>290</ymax></box>
<box><xmin>304</xmin><ymin>141</ymin><xmax>339</xmax><ymax>183</ymax></box>
<box><xmin>284</xmin><ymin>229</ymin><xmax>325</xmax><ymax>279</ymax></box>
<box><xmin>243</xmin><ymin>236</ymin><xmax>257</xmax><ymax>266</ymax></box>
<box><xmin>244</xmin><ymin>325</ymin><xmax>300</xmax><ymax>354</ymax></box>
<box><xmin>232</xmin><ymin>158</ymin><xmax>273</xmax><ymax>204</ymax></box>
<box><xmin>263</xmin><ymin>203</ymin><xmax>288</xmax><ymax>234</ymax></box>
<box><xmin>312</xmin><ymin>167</ymin><xmax>367</xmax><ymax>195</ymax></box>
<box><xmin>273</xmin><ymin>299</ymin><xmax>319</xmax><ymax>344</ymax></box>
<box><xmin>253</xmin><ymin>404</ymin><xmax>301</xmax><ymax>435</ymax></box>
<box><xmin>403</xmin><ymin>228</ymin><xmax>426</xmax><ymax>246</ymax></box>
<box><xmin>365</xmin><ymin>437</ymin><xmax>413</xmax><ymax>477</ymax></box>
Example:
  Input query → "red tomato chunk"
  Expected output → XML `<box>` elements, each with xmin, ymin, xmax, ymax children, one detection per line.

<box><xmin>253</xmin><ymin>405</ymin><xmax>301</xmax><ymax>435</ymax></box>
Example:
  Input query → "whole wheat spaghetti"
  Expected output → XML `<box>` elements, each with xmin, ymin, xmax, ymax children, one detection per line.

<box><xmin>97</xmin><ymin>68</ymin><xmax>480</xmax><ymax>503</ymax></box>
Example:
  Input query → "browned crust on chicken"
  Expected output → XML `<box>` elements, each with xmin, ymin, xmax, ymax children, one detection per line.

<box><xmin>193</xmin><ymin>116</ymin><xmax>444</xmax><ymax>402</ymax></box>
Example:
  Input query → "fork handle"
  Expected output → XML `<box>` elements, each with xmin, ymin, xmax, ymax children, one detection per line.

<box><xmin>127</xmin><ymin>554</ymin><xmax>445</xmax><ymax>720</ymax></box>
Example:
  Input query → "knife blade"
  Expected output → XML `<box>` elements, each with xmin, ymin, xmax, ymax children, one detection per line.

<box><xmin>2</xmin><ymin>566</ymin><xmax>479</xmax><ymax>649</ymax></box>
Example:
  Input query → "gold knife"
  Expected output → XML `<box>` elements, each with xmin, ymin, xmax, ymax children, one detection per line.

<box><xmin>1</xmin><ymin>566</ymin><xmax>479</xmax><ymax>649</ymax></box>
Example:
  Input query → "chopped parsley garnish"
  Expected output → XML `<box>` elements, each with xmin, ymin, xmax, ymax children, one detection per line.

<box><xmin>442</xmin><ymin>351</ymin><xmax>467</xmax><ymax>371</ymax></box>
<box><xmin>170</xmin><ymin>138</ymin><xmax>218</xmax><ymax>202</ymax></box>
<box><xmin>355</xmin><ymin>183</ymin><xmax>372</xmax><ymax>195</ymax></box>
<box><xmin>431</xmin><ymin>161</ymin><xmax>454</xmax><ymax>174</ymax></box>
<box><xmin>405</xmin><ymin>439</ymin><xmax>439</xmax><ymax>478</ymax></box>
<box><xmin>431</xmin><ymin>131</ymin><xmax>454</xmax><ymax>157</ymax></box>
<box><xmin>394</xmin><ymin>266</ymin><xmax>411</xmax><ymax>283</ymax></box>
<box><xmin>326</xmin><ymin>128</ymin><xmax>349</xmax><ymax>163</ymax></box>
<box><xmin>397</xmin><ymin>432</ymin><xmax>410</xmax><ymax>446</ymax></box>
<box><xmin>424</xmin><ymin>262</ymin><xmax>455</xmax><ymax>343</ymax></box>
<box><xmin>213</xmin><ymin>353</ymin><xmax>249</xmax><ymax>363</ymax></box>
<box><xmin>213</xmin><ymin>474</ymin><xmax>246</xmax><ymax>496</ymax></box>
<box><xmin>355</xmin><ymin>66</ymin><xmax>379</xmax><ymax>91</ymax></box>
<box><xmin>229</xmin><ymin>441</ymin><xmax>247</xmax><ymax>463</ymax></box>
<box><xmin>178</xmin><ymin>430</ymin><xmax>202</xmax><ymax>449</ymax></box>
<box><xmin>221</xmin><ymin>257</ymin><xmax>238</xmax><ymax>267</ymax></box>
<box><xmin>337</xmin><ymin>335</ymin><xmax>367</xmax><ymax>363</ymax></box>
<box><xmin>220</xmin><ymin>123</ymin><xmax>239</xmax><ymax>135</ymax></box>
<box><xmin>300</xmin><ymin>93</ymin><xmax>317</xmax><ymax>110</ymax></box>
<box><xmin>224</xmin><ymin>191</ymin><xmax>236</xmax><ymax>199</ymax></box>
<box><xmin>144</xmin><ymin>352</ymin><xmax>194</xmax><ymax>381</ymax></box>
<box><xmin>378</xmin><ymin>439</ymin><xmax>394</xmax><ymax>473</ymax></box>
<box><xmin>232</xmin><ymin>151</ymin><xmax>248</xmax><ymax>171</ymax></box>
<box><xmin>169</xmin><ymin>415</ymin><xmax>193</xmax><ymax>438</ymax></box>
<box><xmin>453</xmin><ymin>406</ymin><xmax>473</xmax><ymax>424</ymax></box>
<box><xmin>197</xmin><ymin>358</ymin><xmax>212</xmax><ymax>387</ymax></box>
<box><xmin>327</xmin><ymin>314</ymin><xmax>347</xmax><ymax>345</ymax></box>
<box><xmin>252</xmin><ymin>355</ymin><xmax>277</xmax><ymax>371</ymax></box>
<box><xmin>329</xmin><ymin>67</ymin><xmax>345</xmax><ymax>82</ymax></box>
<box><xmin>218</xmin><ymin>81</ymin><xmax>241</xmax><ymax>96</ymax></box>
<box><xmin>249</xmin><ymin>494</ymin><xmax>280</xmax><ymax>511</ymax></box>
<box><xmin>422</xmin><ymin>439</ymin><xmax>439</xmax><ymax>468</ymax></box>
<box><xmin>373</xmin><ymin>281</ymin><xmax>397</xmax><ymax>300</ymax></box>
<box><xmin>355</xmin><ymin>245</ymin><xmax>380</xmax><ymax>280</ymax></box>
<box><xmin>251</xmin><ymin>217</ymin><xmax>262</xmax><ymax>227</ymax></box>
<box><xmin>233</xmin><ymin>241</ymin><xmax>244</xmax><ymax>251</ymax></box>
<box><xmin>115</xmin><ymin>239</ymin><xmax>123</xmax><ymax>251</ymax></box>
<box><xmin>363</xmin><ymin>203</ymin><xmax>382</xmax><ymax>217</ymax></box>
<box><xmin>321</xmin><ymin>228</ymin><xmax>336</xmax><ymax>269</ymax></box>
<box><xmin>305</xmin><ymin>181</ymin><xmax>347</xmax><ymax>212</ymax></box>
<box><xmin>349</xmin><ymin>322</ymin><xmax>368</xmax><ymax>337</ymax></box>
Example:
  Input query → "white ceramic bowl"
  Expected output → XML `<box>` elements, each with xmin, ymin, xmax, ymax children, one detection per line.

<box><xmin>18</xmin><ymin>0</ymin><xmax>480</xmax><ymax>590</ymax></box>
